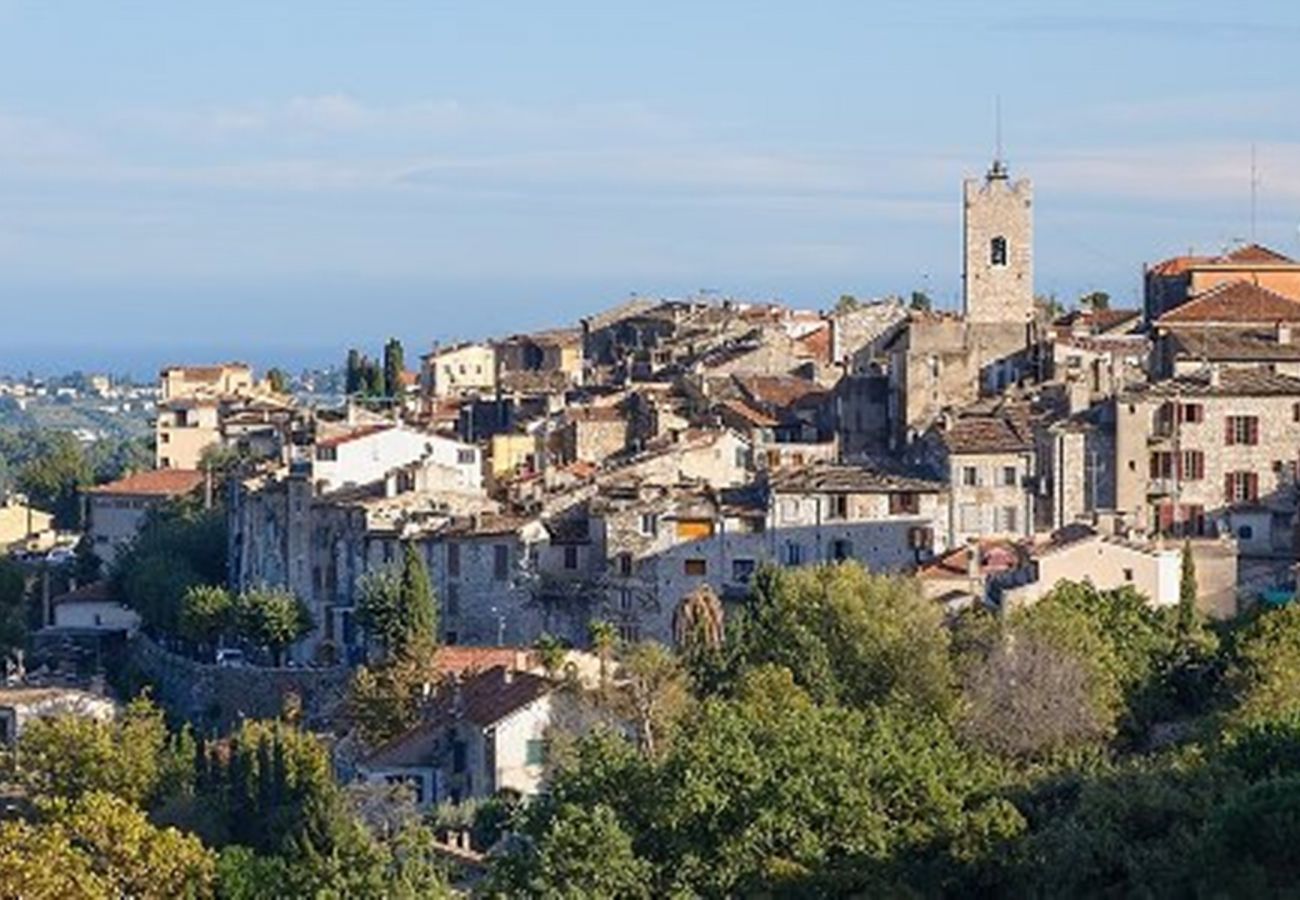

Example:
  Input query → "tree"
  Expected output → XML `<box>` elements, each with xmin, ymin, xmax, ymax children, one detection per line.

<box><xmin>1179</xmin><ymin>540</ymin><xmax>1198</xmax><ymax>636</ymax></box>
<box><xmin>357</xmin><ymin>546</ymin><xmax>437</xmax><ymax>661</ymax></box>
<box><xmin>960</xmin><ymin>628</ymin><xmax>1109</xmax><ymax>758</ymax></box>
<box><xmin>535</xmin><ymin>633</ymin><xmax>567</xmax><ymax>679</ymax></box>
<box><xmin>383</xmin><ymin>338</ymin><xmax>406</xmax><ymax>400</ymax></box>
<box><xmin>236</xmin><ymin>588</ymin><xmax>311</xmax><ymax>665</ymax></box>
<box><xmin>345</xmin><ymin>348</ymin><xmax>363</xmax><ymax>395</ymax></box>
<box><xmin>0</xmin><ymin>817</ymin><xmax>109</xmax><ymax>899</ymax></box>
<box><xmin>612</xmin><ymin>641</ymin><xmax>691</xmax><ymax>759</ymax></box>
<box><xmin>17</xmin><ymin>694</ymin><xmax>170</xmax><ymax>807</ymax></box>
<box><xmin>1229</xmin><ymin>603</ymin><xmax>1300</xmax><ymax>725</ymax></box>
<box><xmin>347</xmin><ymin>654</ymin><xmax>439</xmax><ymax>748</ymax></box>
<box><xmin>588</xmin><ymin>619</ymin><xmax>618</xmax><ymax>690</ymax></box>
<box><xmin>486</xmin><ymin>802</ymin><xmax>652</xmax><ymax>899</ymax></box>
<box><xmin>909</xmin><ymin>290</ymin><xmax>932</xmax><ymax>312</ymax></box>
<box><xmin>0</xmin><ymin>556</ymin><xmax>28</xmax><ymax>658</ymax></box>
<box><xmin>179</xmin><ymin>584</ymin><xmax>234</xmax><ymax>654</ymax></box>
<box><xmin>266</xmin><ymin>367</ymin><xmax>290</xmax><ymax>394</ymax></box>
<box><xmin>1080</xmin><ymin>290</ymin><xmax>1111</xmax><ymax>312</ymax></box>
<box><xmin>732</xmin><ymin>563</ymin><xmax>956</xmax><ymax>715</ymax></box>
<box><xmin>833</xmin><ymin>294</ymin><xmax>861</xmax><ymax>314</ymax></box>
<box><xmin>15</xmin><ymin>431</ymin><xmax>91</xmax><ymax>528</ymax></box>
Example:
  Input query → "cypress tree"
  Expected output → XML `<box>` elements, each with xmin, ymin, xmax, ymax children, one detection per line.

<box><xmin>397</xmin><ymin>542</ymin><xmax>438</xmax><ymax>657</ymax></box>
<box><xmin>1179</xmin><ymin>540</ymin><xmax>1198</xmax><ymax>635</ymax></box>
<box><xmin>345</xmin><ymin>348</ymin><xmax>362</xmax><ymax>394</ymax></box>
<box><xmin>383</xmin><ymin>338</ymin><xmax>405</xmax><ymax>400</ymax></box>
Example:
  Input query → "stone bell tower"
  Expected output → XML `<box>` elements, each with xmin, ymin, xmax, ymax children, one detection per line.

<box><xmin>962</xmin><ymin>158</ymin><xmax>1033</xmax><ymax>326</ymax></box>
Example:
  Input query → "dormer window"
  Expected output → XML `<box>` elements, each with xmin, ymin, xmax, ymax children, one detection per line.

<box><xmin>990</xmin><ymin>235</ymin><xmax>1008</xmax><ymax>267</ymax></box>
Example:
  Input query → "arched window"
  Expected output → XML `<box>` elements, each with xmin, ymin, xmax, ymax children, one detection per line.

<box><xmin>990</xmin><ymin>235</ymin><xmax>1008</xmax><ymax>267</ymax></box>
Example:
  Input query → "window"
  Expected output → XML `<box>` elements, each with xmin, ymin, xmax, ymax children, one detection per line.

<box><xmin>830</xmin><ymin>539</ymin><xmax>853</xmax><ymax>562</ymax></box>
<box><xmin>1181</xmin><ymin>450</ymin><xmax>1205</xmax><ymax>481</ymax></box>
<box><xmin>780</xmin><ymin>499</ymin><xmax>799</xmax><ymax>522</ymax></box>
<box><xmin>618</xmin><ymin>589</ymin><xmax>634</xmax><ymax>611</ymax></box>
<box><xmin>1149</xmin><ymin>451</ymin><xmax>1175</xmax><ymax>479</ymax></box>
<box><xmin>996</xmin><ymin>506</ymin><xmax>1019</xmax><ymax>533</ymax></box>
<box><xmin>734</xmin><ymin>446</ymin><xmax>752</xmax><ymax>468</ymax></box>
<box><xmin>784</xmin><ymin>542</ymin><xmax>804</xmax><ymax>566</ymax></box>
<box><xmin>445</xmin><ymin>631</ymin><xmax>458</xmax><ymax>646</ymax></box>
<box><xmin>639</xmin><ymin>513</ymin><xmax>659</xmax><ymax>537</ymax></box>
<box><xmin>1294</xmin><ymin>403</ymin><xmax>1300</xmax><ymax>423</ymax></box>
<box><xmin>563</xmin><ymin>546</ymin><xmax>579</xmax><ymax>570</ymax></box>
<box><xmin>525</xmin><ymin>739</ymin><xmax>547</xmax><ymax>767</ymax></box>
<box><xmin>1238</xmin><ymin>525</ymin><xmax>1254</xmax><ymax>541</ymax></box>
<box><xmin>494</xmin><ymin>544</ymin><xmax>510</xmax><ymax>580</ymax></box>
<box><xmin>1123</xmin><ymin>568</ymin><xmax>1134</xmax><ymax>582</ymax></box>
<box><xmin>908</xmin><ymin>526</ymin><xmax>934</xmax><ymax>551</ymax></box>
<box><xmin>827</xmin><ymin>494</ymin><xmax>848</xmax><ymax>520</ymax></box>
<box><xmin>889</xmin><ymin>492</ymin><xmax>919</xmax><ymax>515</ymax></box>
<box><xmin>1181</xmin><ymin>403</ymin><xmax>1204</xmax><ymax>424</ymax></box>
<box><xmin>1226</xmin><ymin>415</ymin><xmax>1259</xmax><ymax>446</ymax></box>
<box><xmin>959</xmin><ymin>504</ymin><xmax>981</xmax><ymax>533</ymax></box>
<box><xmin>447</xmin><ymin>543</ymin><xmax>460</xmax><ymax>577</ymax></box>
<box><xmin>617</xmin><ymin>552</ymin><xmax>633</xmax><ymax>577</ymax></box>
<box><xmin>1225</xmin><ymin>471</ymin><xmax>1260</xmax><ymax>504</ymax></box>
<box><xmin>732</xmin><ymin>559</ymin><xmax>756</xmax><ymax>583</ymax></box>
<box><xmin>1002</xmin><ymin>466</ymin><xmax>1018</xmax><ymax>487</ymax></box>
<box><xmin>963</xmin><ymin>466</ymin><xmax>979</xmax><ymax>487</ymax></box>
<box><xmin>618</xmin><ymin>622</ymin><xmax>640</xmax><ymax>643</ymax></box>
<box><xmin>452</xmin><ymin>741</ymin><xmax>467</xmax><ymax>773</ymax></box>
<box><xmin>990</xmin><ymin>235</ymin><xmax>1008</xmax><ymax>267</ymax></box>
<box><xmin>446</xmin><ymin>583</ymin><xmax>460</xmax><ymax>617</ymax></box>
<box><xmin>684</xmin><ymin>558</ymin><xmax>707</xmax><ymax>577</ymax></box>
<box><xmin>457</xmin><ymin>449</ymin><xmax>476</xmax><ymax>465</ymax></box>
<box><xmin>160</xmin><ymin>433</ymin><xmax>169</xmax><ymax>444</ymax></box>
<box><xmin>316</xmin><ymin>445</ymin><xmax>338</xmax><ymax>462</ymax></box>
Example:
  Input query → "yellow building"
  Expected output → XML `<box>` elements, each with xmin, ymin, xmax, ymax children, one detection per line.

<box><xmin>489</xmin><ymin>433</ymin><xmax>541</xmax><ymax>481</ymax></box>
<box><xmin>0</xmin><ymin>495</ymin><xmax>55</xmax><ymax>551</ymax></box>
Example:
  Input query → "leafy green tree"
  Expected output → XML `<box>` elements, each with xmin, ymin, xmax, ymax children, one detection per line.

<box><xmin>486</xmin><ymin>802</ymin><xmax>652</xmax><ymax>899</ymax></box>
<box><xmin>383</xmin><ymin>338</ymin><xmax>405</xmax><ymax>399</ymax></box>
<box><xmin>909</xmin><ymin>290</ymin><xmax>932</xmax><ymax>312</ymax></box>
<box><xmin>833</xmin><ymin>294</ymin><xmax>861</xmax><ymax>314</ymax></box>
<box><xmin>588</xmin><ymin>619</ymin><xmax>618</xmax><ymax>690</ymax></box>
<box><xmin>346</xmin><ymin>654</ymin><xmax>438</xmax><ymax>748</ymax></box>
<box><xmin>266</xmin><ymin>367</ymin><xmax>290</xmax><ymax>394</ymax></box>
<box><xmin>0</xmin><ymin>556</ymin><xmax>28</xmax><ymax>657</ymax></box>
<box><xmin>534</xmin><ymin>633</ymin><xmax>567</xmax><ymax>679</ymax></box>
<box><xmin>179</xmin><ymin>584</ymin><xmax>234</xmax><ymax>654</ymax></box>
<box><xmin>1</xmin><ymin>791</ymin><xmax>215</xmax><ymax>899</ymax></box>
<box><xmin>1229</xmin><ymin>603</ymin><xmax>1300</xmax><ymax>725</ymax></box>
<box><xmin>1179</xmin><ymin>540</ymin><xmax>1198</xmax><ymax>636</ymax></box>
<box><xmin>1080</xmin><ymin>290</ymin><xmax>1111</xmax><ymax>312</ymax></box>
<box><xmin>356</xmin><ymin>566</ymin><xmax>403</xmax><ymax>658</ymax></box>
<box><xmin>235</xmin><ymin>588</ymin><xmax>311</xmax><ymax>665</ymax></box>
<box><xmin>613</xmin><ymin>641</ymin><xmax>691</xmax><ymax>759</ymax></box>
<box><xmin>731</xmin><ymin>563</ymin><xmax>956</xmax><ymax>715</ymax></box>
<box><xmin>16</xmin><ymin>431</ymin><xmax>91</xmax><ymax>527</ymax></box>
<box><xmin>18</xmin><ymin>694</ymin><xmax>170</xmax><ymax>806</ymax></box>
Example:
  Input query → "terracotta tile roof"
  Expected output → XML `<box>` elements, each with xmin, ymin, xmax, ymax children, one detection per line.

<box><xmin>362</xmin><ymin>666</ymin><xmax>554</xmax><ymax>768</ymax></box>
<box><xmin>315</xmin><ymin>424</ymin><xmax>394</xmax><ymax>449</ymax></box>
<box><xmin>1216</xmin><ymin>243</ymin><xmax>1294</xmax><ymax>265</ymax></box>
<box><xmin>734</xmin><ymin>375</ymin><xmax>826</xmax><ymax>410</ymax></box>
<box><xmin>720</xmin><ymin>398</ymin><xmax>779</xmax><ymax>428</ymax></box>
<box><xmin>1149</xmin><ymin>255</ymin><xmax>1211</xmax><ymax>277</ymax></box>
<box><xmin>1156</xmin><ymin>280</ymin><xmax>1300</xmax><ymax>326</ymax></box>
<box><xmin>567</xmin><ymin>405</ymin><xmax>625</xmax><ymax>423</ymax></box>
<box><xmin>433</xmin><ymin>646</ymin><xmax>536</xmax><ymax>677</ymax></box>
<box><xmin>51</xmin><ymin>581</ymin><xmax>113</xmax><ymax>605</ymax></box>
<box><xmin>1053</xmin><ymin>308</ymin><xmax>1141</xmax><ymax>336</ymax></box>
<box><xmin>917</xmin><ymin>541</ymin><xmax>1022</xmax><ymax>580</ymax></box>
<box><xmin>88</xmin><ymin>469</ymin><xmax>205</xmax><ymax>497</ymax></box>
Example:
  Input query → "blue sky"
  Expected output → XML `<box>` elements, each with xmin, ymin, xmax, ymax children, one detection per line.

<box><xmin>2</xmin><ymin>0</ymin><xmax>1299</xmax><ymax>374</ymax></box>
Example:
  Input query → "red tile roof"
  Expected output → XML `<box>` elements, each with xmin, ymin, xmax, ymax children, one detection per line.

<box><xmin>1157</xmin><ymin>280</ymin><xmax>1300</xmax><ymax>326</ymax></box>
<box><xmin>940</xmin><ymin>414</ymin><xmax>1034</xmax><ymax>454</ymax></box>
<box><xmin>315</xmin><ymin>424</ymin><xmax>394</xmax><ymax>449</ymax></box>
<box><xmin>720</xmin><ymin>398</ymin><xmax>780</xmax><ymax>428</ymax></box>
<box><xmin>434</xmin><ymin>646</ymin><xmax>536</xmax><ymax>677</ymax></box>
<box><xmin>1217</xmin><ymin>243</ymin><xmax>1294</xmax><ymax>265</ymax></box>
<box><xmin>88</xmin><ymin>469</ymin><xmax>205</xmax><ymax>497</ymax></box>
<box><xmin>1149</xmin><ymin>255</ymin><xmax>1211</xmax><ymax>277</ymax></box>
<box><xmin>735</xmin><ymin>375</ymin><xmax>826</xmax><ymax>410</ymax></box>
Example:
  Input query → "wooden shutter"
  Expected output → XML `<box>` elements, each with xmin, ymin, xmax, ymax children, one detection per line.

<box><xmin>1248</xmin><ymin>472</ymin><xmax>1260</xmax><ymax>502</ymax></box>
<box><xmin>1225</xmin><ymin>417</ymin><xmax>1235</xmax><ymax>446</ymax></box>
<box><xmin>1224</xmin><ymin>473</ymin><xmax>1234</xmax><ymax>502</ymax></box>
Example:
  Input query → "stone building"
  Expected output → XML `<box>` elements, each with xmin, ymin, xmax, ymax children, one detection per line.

<box><xmin>963</xmin><ymin>158</ymin><xmax>1033</xmax><ymax>327</ymax></box>
<box><xmin>1144</xmin><ymin>243</ymin><xmax>1300</xmax><ymax>323</ymax></box>
<box><xmin>86</xmin><ymin>469</ymin><xmax>206</xmax><ymax>567</ymax></box>
<box><xmin>1113</xmin><ymin>368</ymin><xmax>1300</xmax><ymax>556</ymax></box>
<box><xmin>1151</xmin><ymin>279</ymin><xmax>1300</xmax><ymax>379</ymax></box>
<box><xmin>420</xmin><ymin>342</ymin><xmax>496</xmax><ymax>400</ymax></box>
<box><xmin>925</xmin><ymin>409</ymin><xmax>1037</xmax><ymax>544</ymax></box>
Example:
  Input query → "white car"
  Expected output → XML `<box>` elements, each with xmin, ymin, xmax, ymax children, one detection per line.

<box><xmin>215</xmin><ymin>648</ymin><xmax>246</xmax><ymax>668</ymax></box>
<box><xmin>44</xmin><ymin>547</ymin><xmax>77</xmax><ymax>566</ymax></box>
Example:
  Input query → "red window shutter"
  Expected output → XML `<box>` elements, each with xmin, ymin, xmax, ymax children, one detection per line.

<box><xmin>1249</xmin><ymin>472</ymin><xmax>1259</xmax><ymax>501</ymax></box>
<box><xmin>1158</xmin><ymin>503</ymin><xmax>1175</xmax><ymax>533</ymax></box>
<box><xmin>1251</xmin><ymin>418</ymin><xmax>1259</xmax><ymax>445</ymax></box>
<box><xmin>1225</xmin><ymin>417</ymin><xmax>1234</xmax><ymax>446</ymax></box>
<box><xmin>1224</xmin><ymin>473</ymin><xmax>1234</xmax><ymax>502</ymax></box>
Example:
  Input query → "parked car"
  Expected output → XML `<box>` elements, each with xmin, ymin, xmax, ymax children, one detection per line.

<box><xmin>44</xmin><ymin>547</ymin><xmax>77</xmax><ymax>566</ymax></box>
<box><xmin>215</xmin><ymin>648</ymin><xmax>246</xmax><ymax>668</ymax></box>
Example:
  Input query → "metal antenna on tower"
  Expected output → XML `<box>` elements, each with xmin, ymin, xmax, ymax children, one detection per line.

<box><xmin>1250</xmin><ymin>143</ymin><xmax>1259</xmax><ymax>243</ymax></box>
<box><xmin>995</xmin><ymin>95</ymin><xmax>1003</xmax><ymax>164</ymax></box>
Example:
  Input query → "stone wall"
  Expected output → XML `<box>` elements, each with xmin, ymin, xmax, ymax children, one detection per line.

<box><xmin>130</xmin><ymin>634</ymin><xmax>348</xmax><ymax>733</ymax></box>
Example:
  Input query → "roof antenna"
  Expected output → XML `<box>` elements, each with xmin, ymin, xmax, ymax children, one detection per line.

<box><xmin>990</xmin><ymin>96</ymin><xmax>1007</xmax><ymax>180</ymax></box>
<box><xmin>1250</xmin><ymin>143</ymin><xmax>1259</xmax><ymax>244</ymax></box>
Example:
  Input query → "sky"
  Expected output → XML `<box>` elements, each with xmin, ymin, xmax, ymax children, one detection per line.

<box><xmin>2</xmin><ymin>0</ymin><xmax>1299</xmax><ymax>376</ymax></box>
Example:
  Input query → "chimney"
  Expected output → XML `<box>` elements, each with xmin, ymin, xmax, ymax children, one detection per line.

<box><xmin>1208</xmin><ymin>365</ymin><xmax>1222</xmax><ymax>389</ymax></box>
<box><xmin>502</xmin><ymin>668</ymin><xmax>514</xmax><ymax>685</ymax></box>
<box><xmin>966</xmin><ymin>539</ymin><xmax>982</xmax><ymax>580</ymax></box>
<box><xmin>1278</xmin><ymin>320</ymin><xmax>1293</xmax><ymax>346</ymax></box>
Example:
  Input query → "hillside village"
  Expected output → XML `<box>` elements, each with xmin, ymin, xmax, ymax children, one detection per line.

<box><xmin>7</xmin><ymin>155</ymin><xmax>1300</xmax><ymax>893</ymax></box>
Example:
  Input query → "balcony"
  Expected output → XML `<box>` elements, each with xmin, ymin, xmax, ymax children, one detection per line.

<box><xmin>1147</xmin><ymin>477</ymin><xmax>1176</xmax><ymax>497</ymax></box>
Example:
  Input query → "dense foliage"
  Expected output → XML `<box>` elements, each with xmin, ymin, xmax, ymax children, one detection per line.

<box><xmin>487</xmin><ymin>563</ymin><xmax>1300</xmax><ymax>897</ymax></box>
<box><xmin>0</xmin><ymin>427</ymin><xmax>151</xmax><ymax>527</ymax></box>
